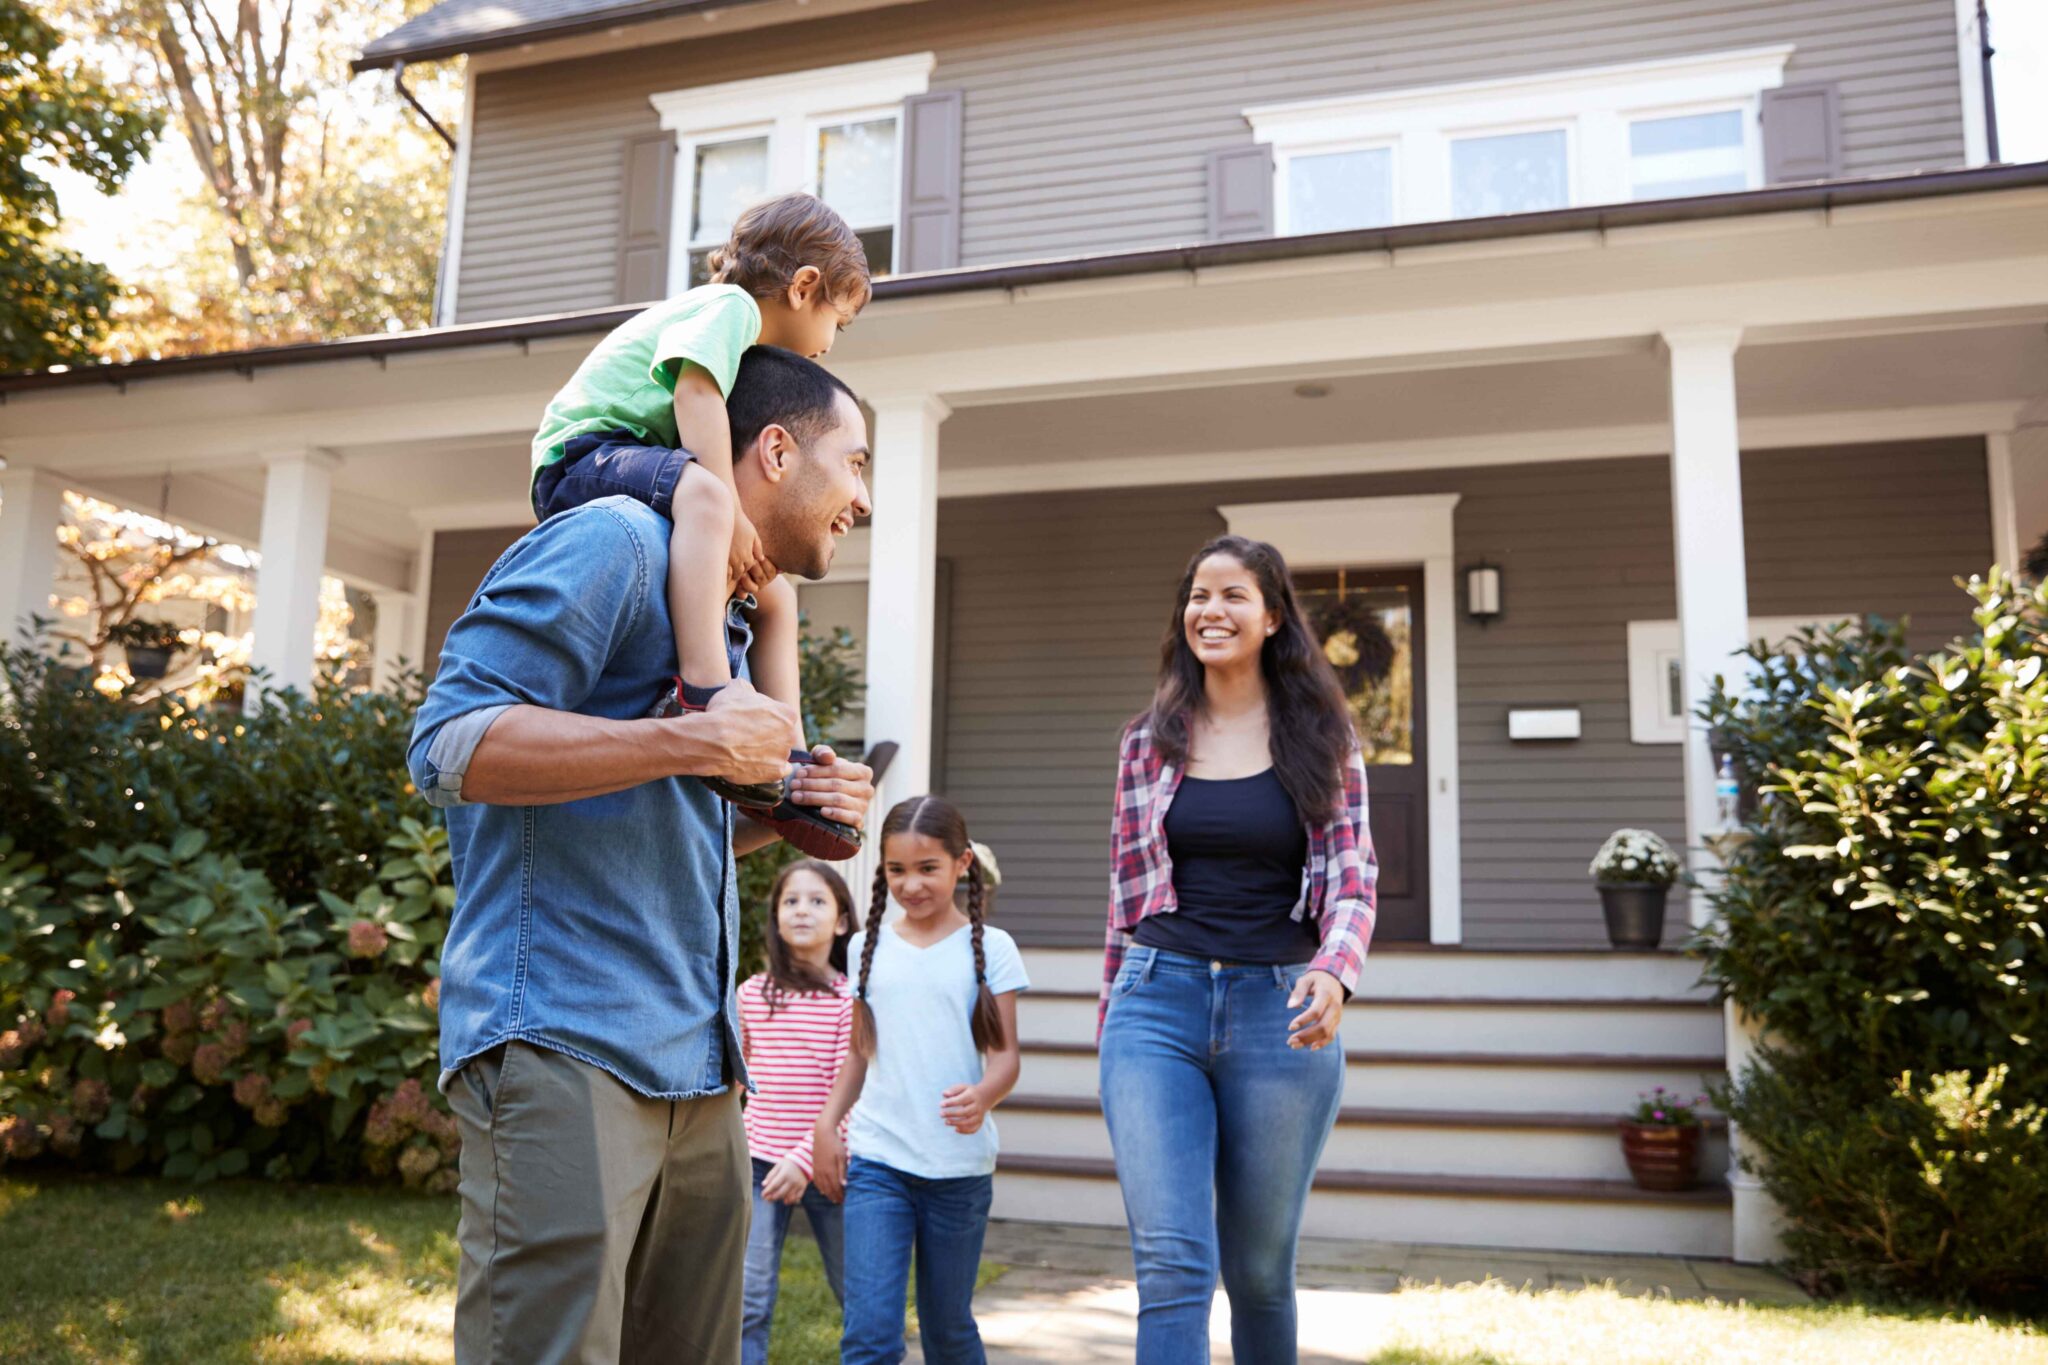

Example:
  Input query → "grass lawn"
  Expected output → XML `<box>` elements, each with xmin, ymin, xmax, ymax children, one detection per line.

<box><xmin>0</xmin><ymin>1175</ymin><xmax>931</xmax><ymax>1365</ymax></box>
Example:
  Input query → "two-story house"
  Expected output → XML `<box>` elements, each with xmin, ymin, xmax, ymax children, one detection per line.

<box><xmin>3</xmin><ymin>0</ymin><xmax>2045</xmax><ymax>1262</ymax></box>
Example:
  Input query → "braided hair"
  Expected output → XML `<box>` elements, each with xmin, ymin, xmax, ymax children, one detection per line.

<box><xmin>850</xmin><ymin>795</ymin><xmax>1007</xmax><ymax>1060</ymax></box>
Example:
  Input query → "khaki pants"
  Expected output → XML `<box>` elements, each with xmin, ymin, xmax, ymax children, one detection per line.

<box><xmin>448</xmin><ymin>1042</ymin><xmax>750</xmax><ymax>1364</ymax></box>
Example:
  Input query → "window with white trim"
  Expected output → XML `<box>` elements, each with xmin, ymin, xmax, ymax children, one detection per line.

<box><xmin>1249</xmin><ymin>46</ymin><xmax>1790</xmax><ymax>235</ymax></box>
<box><xmin>651</xmin><ymin>53</ymin><xmax>934</xmax><ymax>288</ymax></box>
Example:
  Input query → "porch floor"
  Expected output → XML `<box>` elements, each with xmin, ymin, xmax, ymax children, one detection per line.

<box><xmin>963</xmin><ymin>1219</ymin><xmax>1807</xmax><ymax>1363</ymax></box>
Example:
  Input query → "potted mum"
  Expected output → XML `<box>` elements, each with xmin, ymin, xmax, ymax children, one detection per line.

<box><xmin>1619</xmin><ymin>1086</ymin><xmax>1708</xmax><ymax>1191</ymax></box>
<box><xmin>1588</xmin><ymin>828</ymin><xmax>1681</xmax><ymax>949</ymax></box>
<box><xmin>107</xmin><ymin>618</ymin><xmax>187</xmax><ymax>681</ymax></box>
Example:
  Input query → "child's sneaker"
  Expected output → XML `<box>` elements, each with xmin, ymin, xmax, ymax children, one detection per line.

<box><xmin>756</xmin><ymin>750</ymin><xmax>863</xmax><ymax>861</ymax></box>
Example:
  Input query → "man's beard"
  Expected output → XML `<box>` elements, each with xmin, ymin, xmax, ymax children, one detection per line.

<box><xmin>760</xmin><ymin>464</ymin><xmax>836</xmax><ymax>581</ymax></box>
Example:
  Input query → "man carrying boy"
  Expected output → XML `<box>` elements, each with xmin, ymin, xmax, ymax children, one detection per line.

<box><xmin>409</xmin><ymin>347</ymin><xmax>876</xmax><ymax>1364</ymax></box>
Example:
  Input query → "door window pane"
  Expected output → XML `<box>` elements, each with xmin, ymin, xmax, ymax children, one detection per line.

<box><xmin>1295</xmin><ymin>575</ymin><xmax>1415</xmax><ymax>764</ymax></box>
<box><xmin>1287</xmin><ymin>147</ymin><xmax>1394</xmax><ymax>234</ymax></box>
<box><xmin>692</xmin><ymin>136</ymin><xmax>768</xmax><ymax>245</ymax></box>
<box><xmin>818</xmin><ymin>118</ymin><xmax>897</xmax><ymax>228</ymax></box>
<box><xmin>1630</xmin><ymin>109</ymin><xmax>1747</xmax><ymax>199</ymax></box>
<box><xmin>1450</xmin><ymin>129</ymin><xmax>1568</xmax><ymax>218</ymax></box>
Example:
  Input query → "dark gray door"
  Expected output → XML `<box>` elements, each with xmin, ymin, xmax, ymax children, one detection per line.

<box><xmin>1294</xmin><ymin>567</ymin><xmax>1430</xmax><ymax>942</ymax></box>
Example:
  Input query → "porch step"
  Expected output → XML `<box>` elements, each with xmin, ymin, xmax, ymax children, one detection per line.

<box><xmin>1019</xmin><ymin>989</ymin><xmax>1725</xmax><ymax>1056</ymax></box>
<box><xmin>1021</xmin><ymin>946</ymin><xmax>1713</xmax><ymax>1002</ymax></box>
<box><xmin>999</xmin><ymin>1094</ymin><xmax>1727</xmax><ymax>1184</ymax></box>
<box><xmin>1017</xmin><ymin>1042</ymin><xmax>1724</xmax><ymax>1114</ymax></box>
<box><xmin>991</xmin><ymin>1155</ymin><xmax>1734</xmax><ymax>1258</ymax></box>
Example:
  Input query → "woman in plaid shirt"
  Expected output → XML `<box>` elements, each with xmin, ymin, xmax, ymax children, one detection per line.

<box><xmin>1099</xmin><ymin>534</ymin><xmax>1377</xmax><ymax>1365</ymax></box>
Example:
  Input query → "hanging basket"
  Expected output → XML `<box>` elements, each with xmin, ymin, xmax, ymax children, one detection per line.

<box><xmin>1314</xmin><ymin>597</ymin><xmax>1397</xmax><ymax>694</ymax></box>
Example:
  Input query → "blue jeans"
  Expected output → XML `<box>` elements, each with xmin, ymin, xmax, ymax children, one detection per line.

<box><xmin>840</xmin><ymin>1156</ymin><xmax>993</xmax><ymax>1365</ymax></box>
<box><xmin>743</xmin><ymin>1156</ymin><xmax>847</xmax><ymax>1365</ymax></box>
<box><xmin>531</xmin><ymin>432</ymin><xmax>694</xmax><ymax>521</ymax></box>
<box><xmin>1099</xmin><ymin>946</ymin><xmax>1345</xmax><ymax>1365</ymax></box>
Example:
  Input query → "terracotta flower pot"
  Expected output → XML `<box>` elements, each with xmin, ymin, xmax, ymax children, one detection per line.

<box><xmin>1619</xmin><ymin>1119</ymin><xmax>1702</xmax><ymax>1191</ymax></box>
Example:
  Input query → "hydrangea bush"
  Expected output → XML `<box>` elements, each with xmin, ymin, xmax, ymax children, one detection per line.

<box><xmin>1589</xmin><ymin>828</ymin><xmax>1682</xmax><ymax>886</ymax></box>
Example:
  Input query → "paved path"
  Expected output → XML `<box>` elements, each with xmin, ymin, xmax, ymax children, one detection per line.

<box><xmin>945</xmin><ymin>1220</ymin><xmax>1808</xmax><ymax>1364</ymax></box>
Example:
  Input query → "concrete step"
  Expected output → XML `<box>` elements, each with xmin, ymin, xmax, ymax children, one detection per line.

<box><xmin>1022</xmin><ymin>946</ymin><xmax>1712</xmax><ymax>1002</ymax></box>
<box><xmin>991</xmin><ymin>1155</ymin><xmax>1734</xmax><ymax>1258</ymax></box>
<box><xmin>1017</xmin><ymin>1042</ymin><xmax>1724</xmax><ymax>1115</ymax></box>
<box><xmin>1020</xmin><ymin>989</ymin><xmax>1725</xmax><ymax>1056</ymax></box>
<box><xmin>998</xmin><ymin>1095</ymin><xmax>1729</xmax><ymax>1184</ymax></box>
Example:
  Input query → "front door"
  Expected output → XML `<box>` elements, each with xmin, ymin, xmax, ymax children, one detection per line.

<box><xmin>1294</xmin><ymin>568</ymin><xmax>1430</xmax><ymax>942</ymax></box>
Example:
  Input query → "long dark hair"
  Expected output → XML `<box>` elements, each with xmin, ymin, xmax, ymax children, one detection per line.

<box><xmin>851</xmin><ymin>796</ymin><xmax>1004</xmax><ymax>1060</ymax></box>
<box><xmin>761</xmin><ymin>860</ymin><xmax>854</xmax><ymax>1017</ymax></box>
<box><xmin>1146</xmin><ymin>534</ymin><xmax>1354</xmax><ymax>824</ymax></box>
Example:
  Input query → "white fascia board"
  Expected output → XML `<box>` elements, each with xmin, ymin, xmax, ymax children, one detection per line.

<box><xmin>650</xmin><ymin>51</ymin><xmax>934</xmax><ymax>135</ymax></box>
<box><xmin>1245</xmin><ymin>45</ymin><xmax>1794</xmax><ymax>144</ymax></box>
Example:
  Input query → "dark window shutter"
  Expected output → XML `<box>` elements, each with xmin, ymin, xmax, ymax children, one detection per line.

<box><xmin>1208</xmin><ymin>144</ymin><xmax>1275</xmax><ymax>241</ymax></box>
<box><xmin>617</xmin><ymin>132</ymin><xmax>675</xmax><ymax>303</ymax></box>
<box><xmin>1760</xmin><ymin>83</ymin><xmax>1841</xmax><ymax>184</ymax></box>
<box><xmin>899</xmin><ymin>90</ymin><xmax>964</xmax><ymax>273</ymax></box>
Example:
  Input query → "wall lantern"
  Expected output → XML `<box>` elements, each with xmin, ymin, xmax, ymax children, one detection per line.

<box><xmin>1465</xmin><ymin>562</ymin><xmax>1503</xmax><ymax>625</ymax></box>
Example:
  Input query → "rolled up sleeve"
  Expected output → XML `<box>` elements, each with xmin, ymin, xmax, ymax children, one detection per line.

<box><xmin>407</xmin><ymin>506</ymin><xmax>649</xmax><ymax>807</ymax></box>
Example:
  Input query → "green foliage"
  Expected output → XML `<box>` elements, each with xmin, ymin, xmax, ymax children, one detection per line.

<box><xmin>0</xmin><ymin>0</ymin><xmax>158</xmax><ymax>369</ymax></box>
<box><xmin>1696</xmin><ymin>573</ymin><xmax>2048</xmax><ymax>1311</ymax></box>
<box><xmin>1626</xmin><ymin>1085</ymin><xmax>1709</xmax><ymax>1128</ymax></box>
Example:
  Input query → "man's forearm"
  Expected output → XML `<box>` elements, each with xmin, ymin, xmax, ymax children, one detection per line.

<box><xmin>462</xmin><ymin>705</ymin><xmax>736</xmax><ymax>806</ymax></box>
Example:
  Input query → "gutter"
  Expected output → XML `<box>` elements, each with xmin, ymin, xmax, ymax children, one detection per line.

<box><xmin>352</xmin><ymin>0</ymin><xmax>781</xmax><ymax>72</ymax></box>
<box><xmin>1978</xmin><ymin>0</ymin><xmax>2001</xmax><ymax>164</ymax></box>
<box><xmin>6</xmin><ymin>159</ymin><xmax>2047</xmax><ymax>397</ymax></box>
<box><xmin>391</xmin><ymin>61</ymin><xmax>457</xmax><ymax>151</ymax></box>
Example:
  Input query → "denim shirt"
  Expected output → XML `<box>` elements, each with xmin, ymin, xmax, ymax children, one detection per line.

<box><xmin>407</xmin><ymin>497</ymin><xmax>750</xmax><ymax>1100</ymax></box>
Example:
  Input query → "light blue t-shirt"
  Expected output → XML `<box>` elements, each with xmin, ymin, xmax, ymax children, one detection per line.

<box><xmin>847</xmin><ymin>922</ymin><xmax>1030</xmax><ymax>1179</ymax></box>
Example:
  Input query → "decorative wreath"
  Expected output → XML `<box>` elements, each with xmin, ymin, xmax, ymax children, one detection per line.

<box><xmin>1313</xmin><ymin>597</ymin><xmax>1397</xmax><ymax>694</ymax></box>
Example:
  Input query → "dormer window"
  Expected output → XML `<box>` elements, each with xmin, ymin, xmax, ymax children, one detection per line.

<box><xmin>1248</xmin><ymin>46</ymin><xmax>1791</xmax><ymax>234</ymax></box>
<box><xmin>652</xmin><ymin>53</ymin><xmax>935</xmax><ymax>287</ymax></box>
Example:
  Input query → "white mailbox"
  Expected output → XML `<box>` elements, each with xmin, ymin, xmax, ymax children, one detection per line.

<box><xmin>1508</xmin><ymin>708</ymin><xmax>1582</xmax><ymax>741</ymax></box>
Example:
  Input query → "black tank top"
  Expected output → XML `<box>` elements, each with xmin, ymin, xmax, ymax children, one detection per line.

<box><xmin>1132</xmin><ymin>768</ymin><xmax>1319</xmax><ymax>965</ymax></box>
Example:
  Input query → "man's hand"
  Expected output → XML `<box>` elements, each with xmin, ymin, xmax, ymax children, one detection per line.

<box><xmin>701</xmin><ymin>681</ymin><xmax>799</xmax><ymax>787</ymax></box>
<box><xmin>760</xmin><ymin>1155</ymin><xmax>809</xmax><ymax>1205</ymax></box>
<box><xmin>789</xmin><ymin>746</ymin><xmax>874</xmax><ymax>829</ymax></box>
<box><xmin>811</xmin><ymin>1122</ymin><xmax>848</xmax><ymax>1202</ymax></box>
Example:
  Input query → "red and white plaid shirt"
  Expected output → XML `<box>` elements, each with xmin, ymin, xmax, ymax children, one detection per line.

<box><xmin>1101</xmin><ymin>716</ymin><xmax>1378</xmax><ymax>1035</ymax></box>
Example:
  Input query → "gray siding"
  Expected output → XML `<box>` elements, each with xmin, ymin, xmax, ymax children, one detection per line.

<box><xmin>425</xmin><ymin>526</ymin><xmax>525</xmax><ymax>677</ymax></box>
<box><xmin>936</xmin><ymin>439</ymin><xmax>1990</xmax><ymax>948</ymax></box>
<box><xmin>454</xmin><ymin>0</ymin><xmax>1967</xmax><ymax>321</ymax></box>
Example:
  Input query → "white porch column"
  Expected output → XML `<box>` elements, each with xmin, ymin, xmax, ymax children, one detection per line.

<box><xmin>1665</xmin><ymin>324</ymin><xmax>1784</xmax><ymax>1265</ymax></box>
<box><xmin>371</xmin><ymin>589</ymin><xmax>421</xmax><ymax>693</ymax></box>
<box><xmin>1663</xmin><ymin>325</ymin><xmax>1750</xmax><ymax>904</ymax></box>
<box><xmin>247</xmin><ymin>450</ymin><xmax>337</xmax><ymax>705</ymax></box>
<box><xmin>861</xmin><ymin>394</ymin><xmax>949</xmax><ymax>804</ymax></box>
<box><xmin>1986</xmin><ymin>431</ymin><xmax>2021</xmax><ymax>573</ymax></box>
<box><xmin>0</xmin><ymin>467</ymin><xmax>67</xmax><ymax>647</ymax></box>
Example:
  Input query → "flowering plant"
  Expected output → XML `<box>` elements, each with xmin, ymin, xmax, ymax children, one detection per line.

<box><xmin>1627</xmin><ymin>1085</ymin><xmax>1708</xmax><ymax>1127</ymax></box>
<box><xmin>1589</xmin><ymin>828</ymin><xmax>1682</xmax><ymax>886</ymax></box>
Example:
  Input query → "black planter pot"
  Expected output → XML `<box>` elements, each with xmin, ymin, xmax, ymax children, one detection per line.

<box><xmin>1597</xmin><ymin>882</ymin><xmax>1669</xmax><ymax>950</ymax></box>
<box><xmin>125</xmin><ymin>646</ymin><xmax>174</xmax><ymax>680</ymax></box>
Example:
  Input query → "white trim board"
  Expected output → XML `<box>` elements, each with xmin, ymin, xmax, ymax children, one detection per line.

<box><xmin>1218</xmin><ymin>495</ymin><xmax>1464</xmax><ymax>947</ymax></box>
<box><xmin>434</xmin><ymin>64</ymin><xmax>477</xmax><ymax>327</ymax></box>
<box><xmin>1956</xmin><ymin>0</ymin><xmax>1992</xmax><ymax>167</ymax></box>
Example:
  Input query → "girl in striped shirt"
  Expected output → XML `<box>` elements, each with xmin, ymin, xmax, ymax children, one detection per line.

<box><xmin>738</xmin><ymin>859</ymin><xmax>858</xmax><ymax>1365</ymax></box>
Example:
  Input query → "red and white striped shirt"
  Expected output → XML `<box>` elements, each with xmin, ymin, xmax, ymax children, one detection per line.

<box><xmin>738</xmin><ymin>972</ymin><xmax>854</xmax><ymax>1177</ymax></box>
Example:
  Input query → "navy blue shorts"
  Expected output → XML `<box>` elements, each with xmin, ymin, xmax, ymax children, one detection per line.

<box><xmin>532</xmin><ymin>432</ymin><xmax>696</xmax><ymax>522</ymax></box>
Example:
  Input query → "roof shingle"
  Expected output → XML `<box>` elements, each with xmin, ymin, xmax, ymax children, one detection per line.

<box><xmin>355</xmin><ymin>0</ymin><xmax>773</xmax><ymax>69</ymax></box>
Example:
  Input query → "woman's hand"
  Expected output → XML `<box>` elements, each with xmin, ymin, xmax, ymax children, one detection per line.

<box><xmin>1287</xmin><ymin>969</ymin><xmax>1345</xmax><ymax>1051</ymax></box>
<box><xmin>761</xmin><ymin>1156</ymin><xmax>809</xmax><ymax>1205</ymax></box>
<box><xmin>811</xmin><ymin>1122</ymin><xmax>848</xmax><ymax>1203</ymax></box>
<box><xmin>940</xmin><ymin>1083</ymin><xmax>991</xmax><ymax>1135</ymax></box>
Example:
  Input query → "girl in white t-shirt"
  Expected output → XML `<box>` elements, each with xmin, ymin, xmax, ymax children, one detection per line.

<box><xmin>812</xmin><ymin>796</ymin><xmax>1028</xmax><ymax>1365</ymax></box>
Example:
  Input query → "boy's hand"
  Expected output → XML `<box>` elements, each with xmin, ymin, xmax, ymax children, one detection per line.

<box><xmin>761</xmin><ymin>1156</ymin><xmax>809</xmax><ymax>1205</ymax></box>
<box><xmin>729</xmin><ymin>510</ymin><xmax>772</xmax><ymax>600</ymax></box>
<box><xmin>812</xmin><ymin>1122</ymin><xmax>848</xmax><ymax>1202</ymax></box>
<box><xmin>940</xmin><ymin>1083</ymin><xmax>990</xmax><ymax>1135</ymax></box>
<box><xmin>788</xmin><ymin>746</ymin><xmax>874</xmax><ymax>829</ymax></box>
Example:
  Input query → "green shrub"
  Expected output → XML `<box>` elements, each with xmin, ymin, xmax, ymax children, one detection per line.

<box><xmin>1697</xmin><ymin>572</ymin><xmax>2048</xmax><ymax>1311</ymax></box>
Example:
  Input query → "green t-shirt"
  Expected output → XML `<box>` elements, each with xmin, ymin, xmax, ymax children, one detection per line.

<box><xmin>530</xmin><ymin>284</ymin><xmax>763</xmax><ymax>481</ymax></box>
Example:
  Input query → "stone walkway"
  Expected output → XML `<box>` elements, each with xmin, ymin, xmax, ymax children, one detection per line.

<box><xmin>946</xmin><ymin>1220</ymin><xmax>1808</xmax><ymax>1364</ymax></box>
